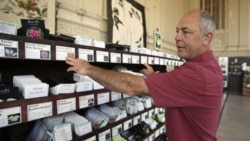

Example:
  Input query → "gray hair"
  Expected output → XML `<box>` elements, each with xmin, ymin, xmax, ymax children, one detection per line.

<box><xmin>200</xmin><ymin>10</ymin><xmax>216</xmax><ymax>37</ymax></box>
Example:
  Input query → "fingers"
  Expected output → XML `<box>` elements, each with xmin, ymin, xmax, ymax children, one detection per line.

<box><xmin>143</xmin><ymin>63</ymin><xmax>151</xmax><ymax>69</ymax></box>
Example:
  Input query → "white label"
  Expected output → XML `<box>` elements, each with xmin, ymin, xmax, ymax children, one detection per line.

<box><xmin>154</xmin><ymin>57</ymin><xmax>160</xmax><ymax>65</ymax></box>
<box><xmin>97</xmin><ymin>92</ymin><xmax>110</xmax><ymax>105</ymax></box>
<box><xmin>78</xmin><ymin>48</ymin><xmax>94</xmax><ymax>62</ymax></box>
<box><xmin>122</xmin><ymin>54</ymin><xmax>132</xmax><ymax>63</ymax></box>
<box><xmin>160</xmin><ymin>58</ymin><xmax>164</xmax><ymax>65</ymax></box>
<box><xmin>98</xmin><ymin>129</ymin><xmax>111</xmax><ymax>141</ymax></box>
<box><xmin>148</xmin><ymin>57</ymin><xmax>154</xmax><ymax>64</ymax></box>
<box><xmin>79</xmin><ymin>94</ymin><xmax>95</xmax><ymax>109</ymax></box>
<box><xmin>56</xmin><ymin>45</ymin><xmax>75</xmax><ymax>60</ymax></box>
<box><xmin>112</xmin><ymin>124</ymin><xmax>122</xmax><ymax>136</ymax></box>
<box><xmin>141</xmin><ymin>56</ymin><xmax>147</xmax><ymax>64</ymax></box>
<box><xmin>0</xmin><ymin>106</ymin><xmax>21</xmax><ymax>127</ymax></box>
<box><xmin>111</xmin><ymin>91</ymin><xmax>121</xmax><ymax>101</ymax></box>
<box><xmin>110</xmin><ymin>52</ymin><xmax>121</xmax><ymax>63</ymax></box>
<box><xmin>27</xmin><ymin>102</ymin><xmax>52</xmax><ymax>121</ymax></box>
<box><xmin>0</xmin><ymin>39</ymin><xmax>18</xmax><ymax>58</ymax></box>
<box><xmin>123</xmin><ymin>119</ymin><xmax>132</xmax><ymax>131</ymax></box>
<box><xmin>96</xmin><ymin>50</ymin><xmax>109</xmax><ymax>62</ymax></box>
<box><xmin>57</xmin><ymin>98</ymin><xmax>76</xmax><ymax>114</ymax></box>
<box><xmin>25</xmin><ymin>42</ymin><xmax>51</xmax><ymax>60</ymax></box>
<box><xmin>133</xmin><ymin>115</ymin><xmax>141</xmax><ymax>126</ymax></box>
<box><xmin>148</xmin><ymin>109</ymin><xmax>154</xmax><ymax>117</ymax></box>
<box><xmin>132</xmin><ymin>55</ymin><xmax>140</xmax><ymax>64</ymax></box>
<box><xmin>141</xmin><ymin>112</ymin><xmax>148</xmax><ymax>121</ymax></box>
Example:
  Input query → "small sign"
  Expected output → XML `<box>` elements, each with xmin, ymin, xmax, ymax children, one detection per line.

<box><xmin>0</xmin><ymin>39</ymin><xmax>18</xmax><ymax>58</ymax></box>
<box><xmin>78</xmin><ymin>48</ymin><xmax>94</xmax><ymax>62</ymax></box>
<box><xmin>57</xmin><ymin>98</ymin><xmax>76</xmax><ymax>114</ymax></box>
<box><xmin>27</xmin><ymin>102</ymin><xmax>52</xmax><ymax>121</ymax></box>
<box><xmin>154</xmin><ymin>57</ymin><xmax>160</xmax><ymax>65</ymax></box>
<box><xmin>79</xmin><ymin>94</ymin><xmax>95</xmax><ymax>109</ymax></box>
<box><xmin>97</xmin><ymin>92</ymin><xmax>110</xmax><ymax>105</ymax></box>
<box><xmin>96</xmin><ymin>50</ymin><xmax>109</xmax><ymax>62</ymax></box>
<box><xmin>154</xmin><ymin>30</ymin><xmax>162</xmax><ymax>50</ymax></box>
<box><xmin>25</xmin><ymin>42</ymin><xmax>51</xmax><ymax>60</ymax></box>
<box><xmin>112</xmin><ymin>124</ymin><xmax>122</xmax><ymax>136</ymax></box>
<box><xmin>98</xmin><ymin>129</ymin><xmax>111</xmax><ymax>141</ymax></box>
<box><xmin>123</xmin><ymin>119</ymin><xmax>132</xmax><ymax>131</ymax></box>
<box><xmin>56</xmin><ymin>45</ymin><xmax>75</xmax><ymax>60</ymax></box>
<box><xmin>122</xmin><ymin>54</ymin><xmax>132</xmax><ymax>63</ymax></box>
<box><xmin>140</xmin><ymin>56</ymin><xmax>147</xmax><ymax>64</ymax></box>
<box><xmin>132</xmin><ymin>55</ymin><xmax>140</xmax><ymax>64</ymax></box>
<box><xmin>0</xmin><ymin>106</ymin><xmax>21</xmax><ymax>127</ymax></box>
<box><xmin>110</xmin><ymin>52</ymin><xmax>121</xmax><ymax>63</ymax></box>
<box><xmin>148</xmin><ymin>57</ymin><xmax>154</xmax><ymax>65</ymax></box>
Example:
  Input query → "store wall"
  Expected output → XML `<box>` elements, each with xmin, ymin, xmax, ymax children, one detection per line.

<box><xmin>45</xmin><ymin>0</ymin><xmax>250</xmax><ymax>57</ymax></box>
<box><xmin>0</xmin><ymin>0</ymin><xmax>250</xmax><ymax>57</ymax></box>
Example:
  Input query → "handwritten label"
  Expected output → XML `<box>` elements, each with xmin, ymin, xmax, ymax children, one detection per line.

<box><xmin>0</xmin><ymin>106</ymin><xmax>21</xmax><ymax>127</ymax></box>
<box><xmin>25</xmin><ymin>42</ymin><xmax>51</xmax><ymax>60</ymax></box>
<box><xmin>56</xmin><ymin>45</ymin><xmax>75</xmax><ymax>60</ymax></box>
<box><xmin>27</xmin><ymin>102</ymin><xmax>52</xmax><ymax>121</ymax></box>
<box><xmin>110</xmin><ymin>52</ymin><xmax>121</xmax><ymax>63</ymax></box>
<box><xmin>0</xmin><ymin>39</ymin><xmax>18</xmax><ymax>58</ymax></box>
<box><xmin>78</xmin><ymin>48</ymin><xmax>94</xmax><ymax>62</ymax></box>
<box><xmin>79</xmin><ymin>94</ymin><xmax>95</xmax><ymax>109</ymax></box>
<box><xmin>57</xmin><ymin>98</ymin><xmax>76</xmax><ymax>114</ymax></box>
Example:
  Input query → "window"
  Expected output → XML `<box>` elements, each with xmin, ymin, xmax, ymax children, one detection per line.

<box><xmin>200</xmin><ymin>0</ymin><xmax>225</xmax><ymax>30</ymax></box>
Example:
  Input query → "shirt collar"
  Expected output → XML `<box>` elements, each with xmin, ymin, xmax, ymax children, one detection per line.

<box><xmin>189</xmin><ymin>50</ymin><xmax>215</xmax><ymax>63</ymax></box>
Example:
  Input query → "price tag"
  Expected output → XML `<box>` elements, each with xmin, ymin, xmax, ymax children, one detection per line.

<box><xmin>78</xmin><ymin>48</ymin><xmax>94</xmax><ymax>62</ymax></box>
<box><xmin>110</xmin><ymin>52</ymin><xmax>121</xmax><ymax>63</ymax></box>
<box><xmin>79</xmin><ymin>94</ymin><xmax>95</xmax><ymax>109</ymax></box>
<box><xmin>133</xmin><ymin>115</ymin><xmax>141</xmax><ymax>126</ymax></box>
<box><xmin>111</xmin><ymin>91</ymin><xmax>121</xmax><ymax>101</ymax></box>
<box><xmin>112</xmin><ymin>124</ymin><xmax>122</xmax><ymax>136</ymax></box>
<box><xmin>148</xmin><ymin>109</ymin><xmax>154</xmax><ymax>117</ymax></box>
<box><xmin>27</xmin><ymin>102</ymin><xmax>52</xmax><ymax>121</ymax></box>
<box><xmin>57</xmin><ymin>98</ymin><xmax>76</xmax><ymax>114</ymax></box>
<box><xmin>97</xmin><ymin>92</ymin><xmax>110</xmax><ymax>105</ymax></box>
<box><xmin>148</xmin><ymin>57</ymin><xmax>154</xmax><ymax>64</ymax></box>
<box><xmin>0</xmin><ymin>106</ymin><xmax>21</xmax><ymax>127</ymax></box>
<box><xmin>122</xmin><ymin>54</ymin><xmax>132</xmax><ymax>63</ymax></box>
<box><xmin>140</xmin><ymin>56</ymin><xmax>147</xmax><ymax>64</ymax></box>
<box><xmin>123</xmin><ymin>119</ymin><xmax>132</xmax><ymax>131</ymax></box>
<box><xmin>160</xmin><ymin>58</ymin><xmax>164</xmax><ymax>65</ymax></box>
<box><xmin>98</xmin><ymin>129</ymin><xmax>111</xmax><ymax>141</ymax></box>
<box><xmin>132</xmin><ymin>55</ymin><xmax>140</xmax><ymax>64</ymax></box>
<box><xmin>56</xmin><ymin>45</ymin><xmax>75</xmax><ymax>60</ymax></box>
<box><xmin>141</xmin><ymin>112</ymin><xmax>149</xmax><ymax>121</ymax></box>
<box><xmin>154</xmin><ymin>57</ymin><xmax>160</xmax><ymax>65</ymax></box>
<box><xmin>96</xmin><ymin>50</ymin><xmax>109</xmax><ymax>62</ymax></box>
<box><xmin>25</xmin><ymin>42</ymin><xmax>51</xmax><ymax>60</ymax></box>
<box><xmin>0</xmin><ymin>39</ymin><xmax>18</xmax><ymax>58</ymax></box>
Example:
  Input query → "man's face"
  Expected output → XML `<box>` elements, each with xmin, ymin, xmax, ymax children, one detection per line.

<box><xmin>175</xmin><ymin>12</ymin><xmax>205</xmax><ymax>60</ymax></box>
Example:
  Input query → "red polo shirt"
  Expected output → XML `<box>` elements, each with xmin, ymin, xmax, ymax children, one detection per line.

<box><xmin>145</xmin><ymin>50</ymin><xmax>223</xmax><ymax>141</ymax></box>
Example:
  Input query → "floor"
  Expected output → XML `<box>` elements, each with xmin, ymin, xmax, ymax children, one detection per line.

<box><xmin>217</xmin><ymin>91</ymin><xmax>250</xmax><ymax>141</ymax></box>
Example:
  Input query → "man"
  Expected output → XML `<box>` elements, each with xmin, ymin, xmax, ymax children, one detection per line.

<box><xmin>66</xmin><ymin>10</ymin><xmax>223</xmax><ymax>141</ymax></box>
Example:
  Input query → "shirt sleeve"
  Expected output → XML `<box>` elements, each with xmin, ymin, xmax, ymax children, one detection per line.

<box><xmin>144</xmin><ymin>63</ymin><xmax>205</xmax><ymax>108</ymax></box>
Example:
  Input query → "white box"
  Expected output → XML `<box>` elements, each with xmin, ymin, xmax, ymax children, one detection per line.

<box><xmin>63</xmin><ymin>112</ymin><xmax>92</xmax><ymax>136</ymax></box>
<box><xmin>13</xmin><ymin>75</ymin><xmax>49</xmax><ymax>99</ymax></box>
<box><xmin>50</xmin><ymin>83</ymin><xmax>75</xmax><ymax>95</ymax></box>
<box><xmin>0</xmin><ymin>21</ymin><xmax>17</xmax><ymax>35</ymax></box>
<box><xmin>74</xmin><ymin>36</ymin><xmax>92</xmax><ymax>46</ymax></box>
<box><xmin>75</xmin><ymin>81</ymin><xmax>93</xmax><ymax>92</ymax></box>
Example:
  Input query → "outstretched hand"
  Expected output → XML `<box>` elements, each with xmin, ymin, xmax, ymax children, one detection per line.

<box><xmin>142</xmin><ymin>63</ymin><xmax>155</xmax><ymax>75</ymax></box>
<box><xmin>65</xmin><ymin>57</ymin><xmax>90</xmax><ymax>75</ymax></box>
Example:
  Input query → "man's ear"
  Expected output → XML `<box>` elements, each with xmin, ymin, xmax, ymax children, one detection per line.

<box><xmin>203</xmin><ymin>32</ymin><xmax>213</xmax><ymax>46</ymax></box>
